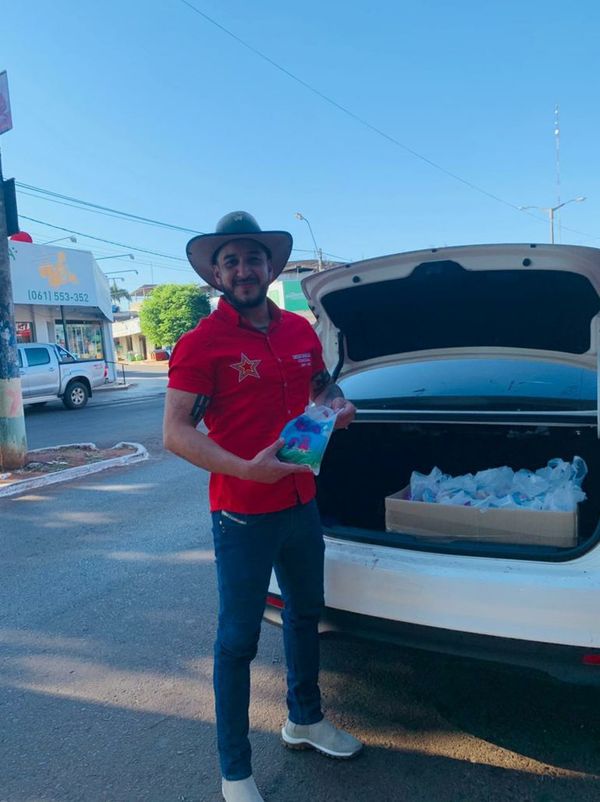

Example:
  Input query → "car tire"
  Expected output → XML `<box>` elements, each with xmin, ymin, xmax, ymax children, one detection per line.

<box><xmin>62</xmin><ymin>380</ymin><xmax>89</xmax><ymax>409</ymax></box>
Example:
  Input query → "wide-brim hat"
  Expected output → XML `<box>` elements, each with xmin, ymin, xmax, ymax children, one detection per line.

<box><xmin>186</xmin><ymin>211</ymin><xmax>293</xmax><ymax>288</ymax></box>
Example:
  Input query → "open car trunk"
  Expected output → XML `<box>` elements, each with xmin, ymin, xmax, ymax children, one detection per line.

<box><xmin>304</xmin><ymin>244</ymin><xmax>600</xmax><ymax>561</ymax></box>
<box><xmin>316</xmin><ymin>418</ymin><xmax>600</xmax><ymax>559</ymax></box>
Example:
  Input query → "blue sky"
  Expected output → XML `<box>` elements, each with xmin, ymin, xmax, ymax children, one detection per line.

<box><xmin>2</xmin><ymin>0</ymin><xmax>599</xmax><ymax>291</ymax></box>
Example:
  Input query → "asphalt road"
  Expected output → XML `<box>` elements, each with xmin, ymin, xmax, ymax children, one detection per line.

<box><xmin>2</xmin><ymin>379</ymin><xmax>600</xmax><ymax>801</ymax></box>
<box><xmin>23</xmin><ymin>366</ymin><xmax>168</xmax><ymax>451</ymax></box>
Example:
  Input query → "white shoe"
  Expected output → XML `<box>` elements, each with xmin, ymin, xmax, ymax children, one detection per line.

<box><xmin>222</xmin><ymin>775</ymin><xmax>265</xmax><ymax>802</ymax></box>
<box><xmin>281</xmin><ymin>717</ymin><xmax>363</xmax><ymax>759</ymax></box>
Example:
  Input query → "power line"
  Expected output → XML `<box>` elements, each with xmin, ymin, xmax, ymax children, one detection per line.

<box><xmin>18</xmin><ymin>184</ymin><xmax>353</xmax><ymax>257</ymax></box>
<box><xmin>17</xmin><ymin>182</ymin><xmax>203</xmax><ymax>235</ymax></box>
<box><xmin>18</xmin><ymin>213</ymin><xmax>347</xmax><ymax>269</ymax></box>
<box><xmin>18</xmin><ymin>188</ymin><xmax>179</xmax><ymax>230</ymax></box>
<box><xmin>292</xmin><ymin>247</ymin><xmax>349</xmax><ymax>260</ymax></box>
<box><xmin>19</xmin><ymin>215</ymin><xmax>190</xmax><ymax>261</ymax></box>
<box><xmin>178</xmin><ymin>1</ymin><xmax>530</xmax><ymax>213</ymax></box>
<box><xmin>178</xmin><ymin>4</ymin><xmax>600</xmax><ymax>245</ymax></box>
<box><xmin>18</xmin><ymin>184</ymin><xmax>354</xmax><ymax>254</ymax></box>
<box><xmin>14</xmin><ymin>20</ymin><xmax>596</xmax><ymax>251</ymax></box>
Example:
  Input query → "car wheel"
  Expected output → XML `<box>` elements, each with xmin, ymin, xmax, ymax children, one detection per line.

<box><xmin>63</xmin><ymin>380</ymin><xmax>89</xmax><ymax>409</ymax></box>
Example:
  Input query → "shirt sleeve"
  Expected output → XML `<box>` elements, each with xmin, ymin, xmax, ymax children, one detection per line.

<box><xmin>167</xmin><ymin>329</ymin><xmax>215</xmax><ymax>396</ymax></box>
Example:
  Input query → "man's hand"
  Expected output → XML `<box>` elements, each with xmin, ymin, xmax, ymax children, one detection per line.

<box><xmin>311</xmin><ymin>370</ymin><xmax>356</xmax><ymax>430</ymax></box>
<box><xmin>329</xmin><ymin>397</ymin><xmax>356</xmax><ymax>430</ymax></box>
<box><xmin>243</xmin><ymin>439</ymin><xmax>313</xmax><ymax>484</ymax></box>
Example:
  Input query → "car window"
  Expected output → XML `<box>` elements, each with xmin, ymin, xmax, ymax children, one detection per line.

<box><xmin>17</xmin><ymin>350</ymin><xmax>23</xmax><ymax>368</ymax></box>
<box><xmin>25</xmin><ymin>347</ymin><xmax>51</xmax><ymax>367</ymax></box>
<box><xmin>340</xmin><ymin>359</ymin><xmax>597</xmax><ymax>412</ymax></box>
<box><xmin>56</xmin><ymin>345</ymin><xmax>76</xmax><ymax>362</ymax></box>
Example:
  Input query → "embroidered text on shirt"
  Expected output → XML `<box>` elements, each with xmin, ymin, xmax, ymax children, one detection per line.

<box><xmin>292</xmin><ymin>352</ymin><xmax>312</xmax><ymax>368</ymax></box>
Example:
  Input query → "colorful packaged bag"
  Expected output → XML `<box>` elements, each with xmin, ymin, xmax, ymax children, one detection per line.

<box><xmin>277</xmin><ymin>405</ymin><xmax>338</xmax><ymax>475</ymax></box>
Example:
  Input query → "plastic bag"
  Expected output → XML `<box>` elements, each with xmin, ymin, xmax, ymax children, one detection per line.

<box><xmin>409</xmin><ymin>457</ymin><xmax>587</xmax><ymax>512</ymax></box>
<box><xmin>277</xmin><ymin>405</ymin><xmax>338</xmax><ymax>475</ymax></box>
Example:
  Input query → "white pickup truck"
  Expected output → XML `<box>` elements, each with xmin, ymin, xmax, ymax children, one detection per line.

<box><xmin>18</xmin><ymin>343</ymin><xmax>108</xmax><ymax>410</ymax></box>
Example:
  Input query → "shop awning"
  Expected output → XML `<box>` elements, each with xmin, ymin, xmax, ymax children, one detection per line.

<box><xmin>9</xmin><ymin>241</ymin><xmax>113</xmax><ymax>321</ymax></box>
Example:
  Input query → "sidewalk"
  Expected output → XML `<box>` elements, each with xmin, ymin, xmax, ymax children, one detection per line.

<box><xmin>96</xmin><ymin>361</ymin><xmax>169</xmax><ymax>393</ymax></box>
<box><xmin>119</xmin><ymin>359</ymin><xmax>170</xmax><ymax>369</ymax></box>
<box><xmin>95</xmin><ymin>381</ymin><xmax>133</xmax><ymax>392</ymax></box>
<box><xmin>93</xmin><ymin>364</ymin><xmax>168</xmax><ymax>402</ymax></box>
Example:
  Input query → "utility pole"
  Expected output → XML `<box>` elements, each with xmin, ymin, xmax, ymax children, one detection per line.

<box><xmin>295</xmin><ymin>212</ymin><xmax>324</xmax><ymax>271</ymax></box>
<box><xmin>0</xmin><ymin>148</ymin><xmax>27</xmax><ymax>469</ymax></box>
<box><xmin>554</xmin><ymin>104</ymin><xmax>562</xmax><ymax>243</ymax></box>
<box><xmin>518</xmin><ymin>196</ymin><xmax>586</xmax><ymax>244</ymax></box>
<box><xmin>0</xmin><ymin>71</ymin><xmax>27</xmax><ymax>469</ymax></box>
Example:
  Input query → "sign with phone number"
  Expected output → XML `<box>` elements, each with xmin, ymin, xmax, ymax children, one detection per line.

<box><xmin>27</xmin><ymin>289</ymin><xmax>91</xmax><ymax>303</ymax></box>
<box><xmin>9</xmin><ymin>240</ymin><xmax>113</xmax><ymax>320</ymax></box>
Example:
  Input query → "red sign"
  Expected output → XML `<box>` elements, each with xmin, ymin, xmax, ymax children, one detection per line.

<box><xmin>0</xmin><ymin>71</ymin><xmax>13</xmax><ymax>135</ymax></box>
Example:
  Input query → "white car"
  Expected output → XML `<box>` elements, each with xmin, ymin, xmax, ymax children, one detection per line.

<box><xmin>264</xmin><ymin>243</ymin><xmax>600</xmax><ymax>685</ymax></box>
<box><xmin>19</xmin><ymin>343</ymin><xmax>107</xmax><ymax>409</ymax></box>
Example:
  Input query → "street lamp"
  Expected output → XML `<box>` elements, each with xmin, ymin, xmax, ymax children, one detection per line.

<box><xmin>103</xmin><ymin>269</ymin><xmax>139</xmax><ymax>276</ymax></box>
<box><xmin>107</xmin><ymin>276</ymin><xmax>132</xmax><ymax>313</ymax></box>
<box><xmin>42</xmin><ymin>235</ymin><xmax>77</xmax><ymax>245</ymax></box>
<box><xmin>519</xmin><ymin>196</ymin><xmax>586</xmax><ymax>244</ymax></box>
<box><xmin>295</xmin><ymin>212</ymin><xmax>323</xmax><ymax>271</ymax></box>
<box><xmin>96</xmin><ymin>253</ymin><xmax>135</xmax><ymax>261</ymax></box>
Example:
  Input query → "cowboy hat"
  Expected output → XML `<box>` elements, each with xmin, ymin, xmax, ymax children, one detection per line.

<box><xmin>186</xmin><ymin>211</ymin><xmax>293</xmax><ymax>287</ymax></box>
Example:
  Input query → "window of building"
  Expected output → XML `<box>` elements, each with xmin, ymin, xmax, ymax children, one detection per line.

<box><xmin>55</xmin><ymin>320</ymin><xmax>104</xmax><ymax>360</ymax></box>
<box><xmin>16</xmin><ymin>322</ymin><xmax>33</xmax><ymax>343</ymax></box>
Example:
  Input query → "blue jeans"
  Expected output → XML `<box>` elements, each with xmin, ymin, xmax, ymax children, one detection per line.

<box><xmin>211</xmin><ymin>500</ymin><xmax>325</xmax><ymax>781</ymax></box>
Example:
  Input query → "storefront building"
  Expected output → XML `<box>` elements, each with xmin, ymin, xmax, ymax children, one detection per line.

<box><xmin>112</xmin><ymin>313</ymin><xmax>155</xmax><ymax>361</ymax></box>
<box><xmin>9</xmin><ymin>240</ymin><xmax>117</xmax><ymax>380</ymax></box>
<box><xmin>111</xmin><ymin>285</ymin><xmax>158</xmax><ymax>361</ymax></box>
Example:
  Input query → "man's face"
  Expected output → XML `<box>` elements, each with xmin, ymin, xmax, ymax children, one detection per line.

<box><xmin>213</xmin><ymin>239</ymin><xmax>273</xmax><ymax>310</ymax></box>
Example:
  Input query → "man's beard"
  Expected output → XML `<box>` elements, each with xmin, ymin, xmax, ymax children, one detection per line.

<box><xmin>221</xmin><ymin>284</ymin><xmax>268</xmax><ymax>310</ymax></box>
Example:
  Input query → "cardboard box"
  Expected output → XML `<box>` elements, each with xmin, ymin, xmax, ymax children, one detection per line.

<box><xmin>385</xmin><ymin>486</ymin><xmax>577</xmax><ymax>547</ymax></box>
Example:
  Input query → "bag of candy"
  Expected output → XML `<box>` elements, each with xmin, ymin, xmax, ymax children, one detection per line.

<box><xmin>277</xmin><ymin>405</ymin><xmax>338</xmax><ymax>475</ymax></box>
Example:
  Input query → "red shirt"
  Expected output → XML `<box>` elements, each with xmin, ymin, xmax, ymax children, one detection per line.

<box><xmin>168</xmin><ymin>297</ymin><xmax>326</xmax><ymax>514</ymax></box>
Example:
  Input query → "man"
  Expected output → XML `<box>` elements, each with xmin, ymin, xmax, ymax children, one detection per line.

<box><xmin>163</xmin><ymin>211</ymin><xmax>362</xmax><ymax>802</ymax></box>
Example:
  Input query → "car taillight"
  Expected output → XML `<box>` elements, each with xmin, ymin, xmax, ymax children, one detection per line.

<box><xmin>266</xmin><ymin>594</ymin><xmax>284</xmax><ymax>610</ymax></box>
<box><xmin>582</xmin><ymin>654</ymin><xmax>600</xmax><ymax>666</ymax></box>
<box><xmin>103</xmin><ymin>364</ymin><xmax>108</xmax><ymax>379</ymax></box>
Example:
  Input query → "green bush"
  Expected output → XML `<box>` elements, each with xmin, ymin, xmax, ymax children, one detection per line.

<box><xmin>139</xmin><ymin>284</ymin><xmax>210</xmax><ymax>347</ymax></box>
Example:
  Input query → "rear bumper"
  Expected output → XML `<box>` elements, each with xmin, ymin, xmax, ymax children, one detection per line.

<box><xmin>264</xmin><ymin>595</ymin><xmax>600</xmax><ymax>686</ymax></box>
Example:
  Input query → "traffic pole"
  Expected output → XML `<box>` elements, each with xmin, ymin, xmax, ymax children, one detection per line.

<box><xmin>0</xmin><ymin>147</ymin><xmax>27</xmax><ymax>470</ymax></box>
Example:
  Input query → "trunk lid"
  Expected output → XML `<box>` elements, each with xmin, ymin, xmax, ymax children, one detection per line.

<box><xmin>302</xmin><ymin>243</ymin><xmax>600</xmax><ymax>377</ymax></box>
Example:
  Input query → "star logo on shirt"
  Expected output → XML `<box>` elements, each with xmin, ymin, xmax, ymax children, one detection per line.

<box><xmin>230</xmin><ymin>353</ymin><xmax>261</xmax><ymax>382</ymax></box>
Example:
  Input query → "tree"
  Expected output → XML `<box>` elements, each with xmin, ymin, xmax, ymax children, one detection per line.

<box><xmin>139</xmin><ymin>284</ymin><xmax>211</xmax><ymax>346</ymax></box>
<box><xmin>110</xmin><ymin>285</ymin><xmax>132</xmax><ymax>304</ymax></box>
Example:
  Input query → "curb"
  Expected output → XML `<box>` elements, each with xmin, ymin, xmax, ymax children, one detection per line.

<box><xmin>95</xmin><ymin>383</ymin><xmax>134</xmax><ymax>392</ymax></box>
<box><xmin>0</xmin><ymin>442</ymin><xmax>149</xmax><ymax>498</ymax></box>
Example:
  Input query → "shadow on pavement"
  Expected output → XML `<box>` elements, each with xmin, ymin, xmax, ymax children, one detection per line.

<box><xmin>1</xmin><ymin>471</ymin><xmax>600</xmax><ymax>801</ymax></box>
